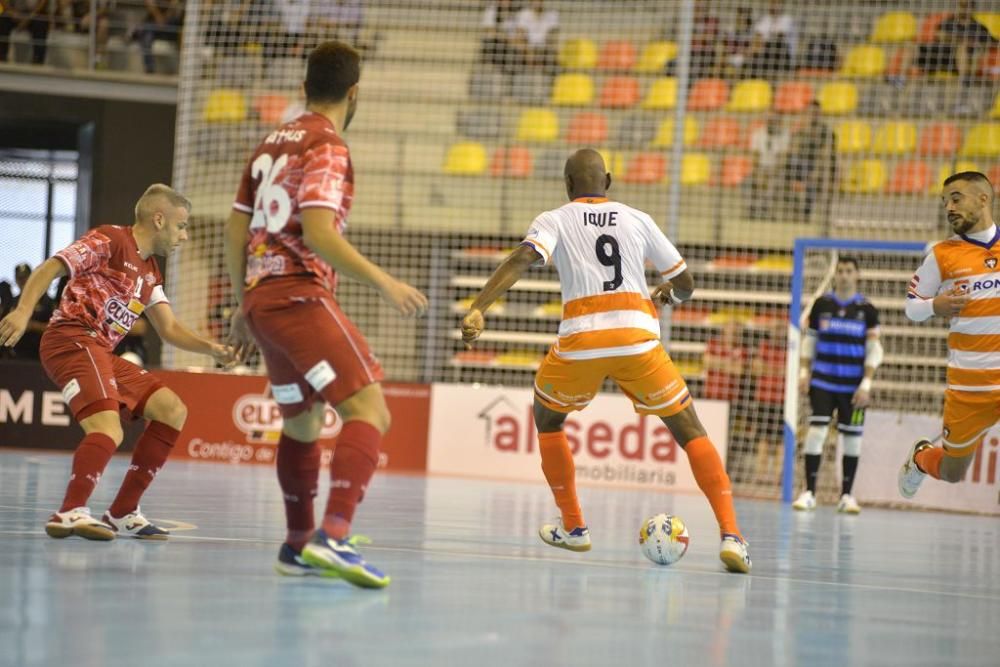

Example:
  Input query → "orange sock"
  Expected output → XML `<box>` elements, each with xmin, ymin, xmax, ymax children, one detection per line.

<box><xmin>538</xmin><ymin>430</ymin><xmax>585</xmax><ymax>530</ymax></box>
<box><xmin>915</xmin><ymin>446</ymin><xmax>944</xmax><ymax>480</ymax></box>
<box><xmin>685</xmin><ymin>436</ymin><xmax>741</xmax><ymax>538</ymax></box>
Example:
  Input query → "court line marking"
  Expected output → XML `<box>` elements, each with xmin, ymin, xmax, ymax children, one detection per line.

<box><xmin>1</xmin><ymin>528</ymin><xmax>998</xmax><ymax>604</ymax></box>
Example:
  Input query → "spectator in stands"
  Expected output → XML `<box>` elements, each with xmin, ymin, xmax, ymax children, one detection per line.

<box><xmin>687</xmin><ymin>2</ymin><xmax>721</xmax><ymax>79</ymax></box>
<box><xmin>309</xmin><ymin>0</ymin><xmax>365</xmax><ymax>53</ymax></box>
<box><xmin>746</xmin><ymin>0</ymin><xmax>797</xmax><ymax>78</ymax></box>
<box><xmin>479</xmin><ymin>0</ymin><xmax>518</xmax><ymax>72</ymax></box>
<box><xmin>134</xmin><ymin>0</ymin><xmax>184</xmax><ymax>74</ymax></box>
<box><xmin>720</xmin><ymin>6</ymin><xmax>755</xmax><ymax>77</ymax></box>
<box><xmin>512</xmin><ymin>0</ymin><xmax>559</xmax><ymax>73</ymax></box>
<box><xmin>57</xmin><ymin>0</ymin><xmax>111</xmax><ymax>67</ymax></box>
<box><xmin>750</xmin><ymin>319</ymin><xmax>787</xmax><ymax>483</ymax></box>
<box><xmin>786</xmin><ymin>101</ymin><xmax>835</xmax><ymax>220</ymax></box>
<box><xmin>9</xmin><ymin>262</ymin><xmax>56</xmax><ymax>360</ymax></box>
<box><xmin>0</xmin><ymin>0</ymin><xmax>51</xmax><ymax>65</ymax></box>
<box><xmin>748</xmin><ymin>113</ymin><xmax>791</xmax><ymax>220</ymax></box>
<box><xmin>703</xmin><ymin>317</ymin><xmax>747</xmax><ymax>404</ymax></box>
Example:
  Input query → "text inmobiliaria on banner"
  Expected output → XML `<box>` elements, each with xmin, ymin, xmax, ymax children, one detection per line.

<box><xmin>427</xmin><ymin>383</ymin><xmax>729</xmax><ymax>492</ymax></box>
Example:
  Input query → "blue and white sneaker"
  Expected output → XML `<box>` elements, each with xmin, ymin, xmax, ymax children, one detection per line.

<box><xmin>720</xmin><ymin>534</ymin><xmax>752</xmax><ymax>574</ymax></box>
<box><xmin>539</xmin><ymin>519</ymin><xmax>592</xmax><ymax>552</ymax></box>
<box><xmin>274</xmin><ymin>543</ymin><xmax>339</xmax><ymax>578</ymax></box>
<box><xmin>300</xmin><ymin>530</ymin><xmax>390</xmax><ymax>589</ymax></box>
<box><xmin>102</xmin><ymin>507</ymin><xmax>169</xmax><ymax>540</ymax></box>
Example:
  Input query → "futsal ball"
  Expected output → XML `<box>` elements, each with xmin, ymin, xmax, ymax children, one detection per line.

<box><xmin>638</xmin><ymin>513</ymin><xmax>690</xmax><ymax>566</ymax></box>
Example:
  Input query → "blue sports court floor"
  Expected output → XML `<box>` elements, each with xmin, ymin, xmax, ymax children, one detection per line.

<box><xmin>1</xmin><ymin>448</ymin><xmax>997</xmax><ymax>667</ymax></box>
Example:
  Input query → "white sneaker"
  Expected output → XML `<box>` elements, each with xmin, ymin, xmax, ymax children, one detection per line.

<box><xmin>837</xmin><ymin>494</ymin><xmax>861</xmax><ymax>514</ymax></box>
<box><xmin>899</xmin><ymin>439</ymin><xmax>932</xmax><ymax>499</ymax></box>
<box><xmin>45</xmin><ymin>507</ymin><xmax>115</xmax><ymax>541</ymax></box>
<box><xmin>102</xmin><ymin>507</ymin><xmax>169</xmax><ymax>540</ymax></box>
<box><xmin>539</xmin><ymin>519</ymin><xmax>591</xmax><ymax>552</ymax></box>
<box><xmin>792</xmin><ymin>490</ymin><xmax>816</xmax><ymax>511</ymax></box>
<box><xmin>719</xmin><ymin>534</ymin><xmax>751</xmax><ymax>574</ymax></box>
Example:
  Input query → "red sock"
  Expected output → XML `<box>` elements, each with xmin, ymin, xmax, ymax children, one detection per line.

<box><xmin>276</xmin><ymin>434</ymin><xmax>321</xmax><ymax>550</ymax></box>
<box><xmin>538</xmin><ymin>430</ymin><xmax>585</xmax><ymax>530</ymax></box>
<box><xmin>915</xmin><ymin>446</ymin><xmax>944</xmax><ymax>480</ymax></box>
<box><xmin>323</xmin><ymin>420</ymin><xmax>381</xmax><ymax>539</ymax></box>
<box><xmin>684</xmin><ymin>436</ymin><xmax>742</xmax><ymax>538</ymax></box>
<box><xmin>60</xmin><ymin>433</ymin><xmax>118</xmax><ymax>512</ymax></box>
<box><xmin>107</xmin><ymin>421</ymin><xmax>179</xmax><ymax>518</ymax></box>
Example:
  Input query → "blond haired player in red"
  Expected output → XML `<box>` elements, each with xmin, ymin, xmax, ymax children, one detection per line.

<box><xmin>462</xmin><ymin>149</ymin><xmax>751</xmax><ymax>573</ymax></box>
<box><xmin>900</xmin><ymin>171</ymin><xmax>1000</xmax><ymax>497</ymax></box>
<box><xmin>0</xmin><ymin>184</ymin><xmax>236</xmax><ymax>540</ymax></box>
<box><xmin>225</xmin><ymin>41</ymin><xmax>427</xmax><ymax>589</ymax></box>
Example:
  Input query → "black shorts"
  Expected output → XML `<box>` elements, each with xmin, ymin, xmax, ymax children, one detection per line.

<box><xmin>809</xmin><ymin>386</ymin><xmax>864</xmax><ymax>435</ymax></box>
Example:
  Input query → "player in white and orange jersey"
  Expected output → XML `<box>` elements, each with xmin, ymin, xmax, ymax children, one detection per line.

<box><xmin>899</xmin><ymin>171</ymin><xmax>1000</xmax><ymax>497</ymax></box>
<box><xmin>461</xmin><ymin>149</ymin><xmax>751</xmax><ymax>573</ymax></box>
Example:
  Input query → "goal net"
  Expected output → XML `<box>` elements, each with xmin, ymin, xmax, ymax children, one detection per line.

<box><xmin>165</xmin><ymin>0</ymin><xmax>989</xmax><ymax>497</ymax></box>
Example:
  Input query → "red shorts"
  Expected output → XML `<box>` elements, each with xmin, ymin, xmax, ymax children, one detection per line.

<box><xmin>39</xmin><ymin>325</ymin><xmax>164</xmax><ymax>421</ymax></box>
<box><xmin>243</xmin><ymin>277</ymin><xmax>384</xmax><ymax>418</ymax></box>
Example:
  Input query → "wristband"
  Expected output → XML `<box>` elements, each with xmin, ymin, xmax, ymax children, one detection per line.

<box><xmin>668</xmin><ymin>289</ymin><xmax>684</xmax><ymax>306</ymax></box>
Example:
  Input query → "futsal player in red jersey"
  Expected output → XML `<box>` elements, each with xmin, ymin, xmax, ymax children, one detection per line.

<box><xmin>225</xmin><ymin>41</ymin><xmax>427</xmax><ymax>588</ymax></box>
<box><xmin>0</xmin><ymin>184</ymin><xmax>237</xmax><ymax>540</ymax></box>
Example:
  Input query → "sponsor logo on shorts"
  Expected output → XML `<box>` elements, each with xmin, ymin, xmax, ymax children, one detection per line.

<box><xmin>305</xmin><ymin>360</ymin><xmax>337</xmax><ymax>392</ymax></box>
<box><xmin>271</xmin><ymin>383</ymin><xmax>304</xmax><ymax>405</ymax></box>
<box><xmin>62</xmin><ymin>379</ymin><xmax>81</xmax><ymax>403</ymax></box>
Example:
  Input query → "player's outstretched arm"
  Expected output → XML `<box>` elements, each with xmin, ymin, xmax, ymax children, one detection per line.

<box><xmin>301</xmin><ymin>208</ymin><xmax>428</xmax><ymax>317</ymax></box>
<box><xmin>0</xmin><ymin>257</ymin><xmax>66</xmax><ymax>348</ymax></box>
<box><xmin>462</xmin><ymin>244</ymin><xmax>541</xmax><ymax>349</ymax></box>
<box><xmin>145</xmin><ymin>303</ymin><xmax>238</xmax><ymax>367</ymax></box>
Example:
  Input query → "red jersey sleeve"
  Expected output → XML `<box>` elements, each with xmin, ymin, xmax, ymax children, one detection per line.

<box><xmin>54</xmin><ymin>229</ymin><xmax>112</xmax><ymax>278</ymax></box>
<box><xmin>297</xmin><ymin>141</ymin><xmax>349</xmax><ymax>214</ymax></box>
<box><xmin>233</xmin><ymin>160</ymin><xmax>255</xmax><ymax>214</ymax></box>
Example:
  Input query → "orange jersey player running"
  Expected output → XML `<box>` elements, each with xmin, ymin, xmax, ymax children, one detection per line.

<box><xmin>0</xmin><ymin>184</ymin><xmax>237</xmax><ymax>541</ymax></box>
<box><xmin>461</xmin><ymin>149</ymin><xmax>751</xmax><ymax>574</ymax></box>
<box><xmin>899</xmin><ymin>171</ymin><xmax>1000</xmax><ymax>497</ymax></box>
<box><xmin>225</xmin><ymin>40</ymin><xmax>427</xmax><ymax>589</ymax></box>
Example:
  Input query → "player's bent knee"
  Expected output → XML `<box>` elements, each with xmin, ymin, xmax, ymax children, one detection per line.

<box><xmin>145</xmin><ymin>390</ymin><xmax>188</xmax><ymax>430</ymax></box>
<box><xmin>661</xmin><ymin>406</ymin><xmax>706</xmax><ymax>447</ymax></box>
<box><xmin>81</xmin><ymin>411</ymin><xmax>125</xmax><ymax>447</ymax></box>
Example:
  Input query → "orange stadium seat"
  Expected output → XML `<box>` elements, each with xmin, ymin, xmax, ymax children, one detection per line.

<box><xmin>621</xmin><ymin>152</ymin><xmax>666</xmax><ymax>184</ymax></box>
<box><xmin>516</xmin><ymin>108</ymin><xmax>559</xmax><ymax>142</ymax></box>
<box><xmin>728</xmin><ymin>79</ymin><xmax>772</xmax><ymax>112</ymax></box>
<box><xmin>641</xmin><ymin>77</ymin><xmax>678</xmax><ymax>110</ymax></box>
<box><xmin>918</xmin><ymin>123</ymin><xmax>961</xmax><ymax>156</ymax></box>
<box><xmin>651</xmin><ymin>117</ymin><xmax>698</xmax><ymax>148</ymax></box>
<box><xmin>600</xmin><ymin>76</ymin><xmax>640</xmax><ymax>108</ymax></box>
<box><xmin>841</xmin><ymin>46</ymin><xmax>886</xmax><ymax>78</ymax></box>
<box><xmin>443</xmin><ymin>142</ymin><xmax>488</xmax><ymax>175</ymax></box>
<box><xmin>687</xmin><ymin>78</ymin><xmax>729</xmax><ymax>111</ymax></box>
<box><xmin>871</xmin><ymin>12</ymin><xmax>917</xmax><ymax>43</ymax></box>
<box><xmin>818</xmin><ymin>82</ymin><xmax>858</xmax><ymax>114</ymax></box>
<box><xmin>989</xmin><ymin>165</ymin><xmax>1000</xmax><ymax>188</ymax></box>
<box><xmin>558</xmin><ymin>39</ymin><xmax>597</xmax><ymax>69</ymax></box>
<box><xmin>634</xmin><ymin>41</ymin><xmax>677</xmax><ymax>73</ymax></box>
<box><xmin>489</xmin><ymin>147</ymin><xmax>533</xmax><ymax>178</ymax></box>
<box><xmin>979</xmin><ymin>47</ymin><xmax>1000</xmax><ymax>81</ymax></box>
<box><xmin>565</xmin><ymin>112</ymin><xmax>609</xmax><ymax>144</ymax></box>
<box><xmin>872</xmin><ymin>121</ymin><xmax>917</xmax><ymax>155</ymax></box>
<box><xmin>598</xmin><ymin>41</ymin><xmax>637</xmax><ymax>71</ymax></box>
<box><xmin>720</xmin><ymin>155</ymin><xmax>753</xmax><ymax>186</ymax></box>
<box><xmin>551</xmin><ymin>73</ymin><xmax>595</xmax><ymax>106</ymax></box>
<box><xmin>253</xmin><ymin>94</ymin><xmax>290</xmax><ymax>125</ymax></box>
<box><xmin>773</xmin><ymin>81</ymin><xmax>814</xmax><ymax>113</ymax></box>
<box><xmin>842</xmin><ymin>160</ymin><xmax>886</xmax><ymax>193</ymax></box>
<box><xmin>961</xmin><ymin>124</ymin><xmax>1000</xmax><ymax>157</ymax></box>
<box><xmin>698</xmin><ymin>117</ymin><xmax>743</xmax><ymax>149</ymax></box>
<box><xmin>886</xmin><ymin>161</ymin><xmax>932</xmax><ymax>194</ymax></box>
<box><xmin>203</xmin><ymin>89</ymin><xmax>247</xmax><ymax>122</ymax></box>
<box><xmin>918</xmin><ymin>13</ymin><xmax>950</xmax><ymax>43</ymax></box>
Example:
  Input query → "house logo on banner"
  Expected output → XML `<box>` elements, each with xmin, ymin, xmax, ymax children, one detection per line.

<box><xmin>232</xmin><ymin>390</ymin><xmax>342</xmax><ymax>444</ymax></box>
<box><xmin>428</xmin><ymin>383</ymin><xmax>729</xmax><ymax>492</ymax></box>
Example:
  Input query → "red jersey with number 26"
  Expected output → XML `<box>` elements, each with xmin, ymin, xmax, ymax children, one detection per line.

<box><xmin>50</xmin><ymin>224</ymin><xmax>168</xmax><ymax>350</ymax></box>
<box><xmin>233</xmin><ymin>112</ymin><xmax>354</xmax><ymax>293</ymax></box>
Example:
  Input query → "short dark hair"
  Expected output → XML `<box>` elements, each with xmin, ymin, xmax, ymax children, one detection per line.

<box><xmin>943</xmin><ymin>170</ymin><xmax>993</xmax><ymax>191</ymax></box>
<box><xmin>837</xmin><ymin>256</ymin><xmax>859</xmax><ymax>270</ymax></box>
<box><xmin>305</xmin><ymin>41</ymin><xmax>361</xmax><ymax>105</ymax></box>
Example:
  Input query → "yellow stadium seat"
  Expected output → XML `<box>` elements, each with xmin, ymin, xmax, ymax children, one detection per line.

<box><xmin>634</xmin><ymin>41</ymin><xmax>678</xmax><ymax>73</ymax></box>
<box><xmin>871</xmin><ymin>122</ymin><xmax>917</xmax><ymax>154</ymax></box>
<box><xmin>727</xmin><ymin>79</ymin><xmax>772</xmax><ymax>112</ymax></box>
<box><xmin>595</xmin><ymin>148</ymin><xmax>625</xmax><ymax>176</ymax></box>
<box><xmin>641</xmin><ymin>77</ymin><xmax>678</xmax><ymax>110</ymax></box>
<box><xmin>835</xmin><ymin>121</ymin><xmax>872</xmax><ymax>154</ymax></box>
<box><xmin>551</xmin><ymin>73</ymin><xmax>595</xmax><ymax>106</ymax></box>
<box><xmin>960</xmin><ymin>124</ymin><xmax>1000</xmax><ymax>157</ymax></box>
<box><xmin>443</xmin><ymin>142</ymin><xmax>488</xmax><ymax>175</ymax></box>
<box><xmin>842</xmin><ymin>160</ymin><xmax>886</xmax><ymax>193</ymax></box>
<box><xmin>516</xmin><ymin>108</ymin><xmax>560</xmax><ymax>142</ymax></box>
<box><xmin>934</xmin><ymin>162</ymin><xmax>980</xmax><ymax>191</ymax></box>
<box><xmin>871</xmin><ymin>11</ymin><xmax>917</xmax><ymax>43</ymax></box>
<box><xmin>818</xmin><ymin>82</ymin><xmax>858</xmax><ymax>115</ymax></box>
<box><xmin>203</xmin><ymin>89</ymin><xmax>247</xmax><ymax>122</ymax></box>
<box><xmin>974</xmin><ymin>13</ymin><xmax>1000</xmax><ymax>40</ymax></box>
<box><xmin>558</xmin><ymin>39</ymin><xmax>597</xmax><ymax>69</ymax></box>
<box><xmin>651</xmin><ymin>117</ymin><xmax>698</xmax><ymax>148</ymax></box>
<box><xmin>841</xmin><ymin>45</ymin><xmax>886</xmax><ymax>77</ymax></box>
<box><xmin>681</xmin><ymin>153</ymin><xmax>711</xmax><ymax>185</ymax></box>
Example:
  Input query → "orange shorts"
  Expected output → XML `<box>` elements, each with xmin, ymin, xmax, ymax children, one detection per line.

<box><xmin>533</xmin><ymin>345</ymin><xmax>692</xmax><ymax>417</ymax></box>
<box><xmin>942</xmin><ymin>389</ymin><xmax>1000</xmax><ymax>457</ymax></box>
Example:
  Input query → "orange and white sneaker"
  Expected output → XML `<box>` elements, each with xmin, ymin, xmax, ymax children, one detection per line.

<box><xmin>539</xmin><ymin>519</ymin><xmax>591</xmax><ymax>552</ymax></box>
<box><xmin>102</xmin><ymin>507</ymin><xmax>170</xmax><ymax>540</ymax></box>
<box><xmin>45</xmin><ymin>507</ymin><xmax>115</xmax><ymax>541</ymax></box>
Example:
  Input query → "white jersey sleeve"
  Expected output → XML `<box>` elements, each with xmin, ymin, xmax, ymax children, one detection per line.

<box><xmin>522</xmin><ymin>211</ymin><xmax>561</xmax><ymax>265</ymax></box>
<box><xmin>905</xmin><ymin>251</ymin><xmax>941</xmax><ymax>322</ymax></box>
<box><xmin>641</xmin><ymin>216</ymin><xmax>686</xmax><ymax>279</ymax></box>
